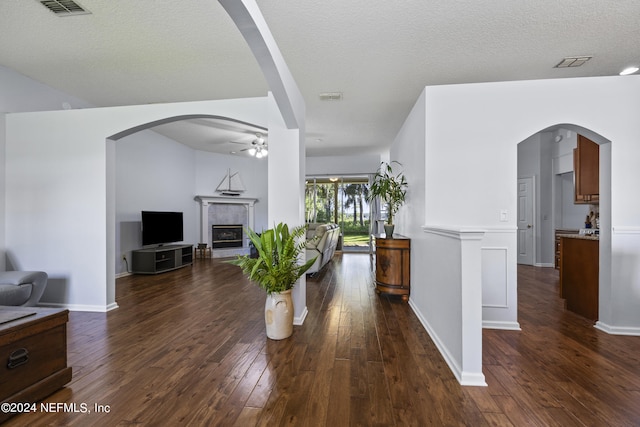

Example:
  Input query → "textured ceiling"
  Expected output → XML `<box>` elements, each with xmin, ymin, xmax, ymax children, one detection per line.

<box><xmin>1</xmin><ymin>0</ymin><xmax>638</xmax><ymax>157</ymax></box>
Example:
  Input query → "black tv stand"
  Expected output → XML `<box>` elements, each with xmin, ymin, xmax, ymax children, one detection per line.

<box><xmin>132</xmin><ymin>244</ymin><xmax>193</xmax><ymax>274</ymax></box>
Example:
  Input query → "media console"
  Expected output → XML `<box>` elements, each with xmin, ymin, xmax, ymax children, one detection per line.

<box><xmin>132</xmin><ymin>244</ymin><xmax>193</xmax><ymax>275</ymax></box>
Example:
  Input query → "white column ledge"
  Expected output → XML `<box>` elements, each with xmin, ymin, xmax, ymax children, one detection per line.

<box><xmin>422</xmin><ymin>225</ymin><xmax>486</xmax><ymax>240</ymax></box>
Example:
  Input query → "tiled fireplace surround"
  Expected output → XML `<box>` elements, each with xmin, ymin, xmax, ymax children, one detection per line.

<box><xmin>194</xmin><ymin>196</ymin><xmax>257</xmax><ymax>258</ymax></box>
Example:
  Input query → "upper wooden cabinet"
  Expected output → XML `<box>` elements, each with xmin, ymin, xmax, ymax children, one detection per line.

<box><xmin>574</xmin><ymin>134</ymin><xmax>599</xmax><ymax>204</ymax></box>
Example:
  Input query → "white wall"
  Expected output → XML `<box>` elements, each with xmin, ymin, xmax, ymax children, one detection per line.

<box><xmin>390</xmin><ymin>75</ymin><xmax>640</xmax><ymax>385</ymax></box>
<box><xmin>6</xmin><ymin>97</ymin><xmax>269</xmax><ymax>311</ymax></box>
<box><xmin>0</xmin><ymin>65</ymin><xmax>93</xmax><ymax>271</ymax></box>
<box><xmin>115</xmin><ymin>130</ymin><xmax>269</xmax><ymax>277</ymax></box>
<box><xmin>194</xmin><ymin>151</ymin><xmax>268</xmax><ymax>232</ymax></box>
<box><xmin>517</xmin><ymin>132</ymin><xmax>554</xmax><ymax>266</ymax></box>
<box><xmin>115</xmin><ymin>130</ymin><xmax>197</xmax><ymax>276</ymax></box>
<box><xmin>392</xmin><ymin>88</ymin><xmax>488</xmax><ymax>385</ymax></box>
<box><xmin>306</xmin><ymin>154</ymin><xmax>382</xmax><ymax>176</ymax></box>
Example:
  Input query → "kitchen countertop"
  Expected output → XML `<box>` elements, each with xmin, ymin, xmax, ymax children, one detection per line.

<box><xmin>558</xmin><ymin>233</ymin><xmax>599</xmax><ymax>241</ymax></box>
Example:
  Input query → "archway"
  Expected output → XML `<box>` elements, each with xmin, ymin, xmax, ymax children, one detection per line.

<box><xmin>106</xmin><ymin>113</ymin><xmax>270</xmax><ymax>308</ymax></box>
<box><xmin>516</xmin><ymin>123</ymin><xmax>611</xmax><ymax>323</ymax></box>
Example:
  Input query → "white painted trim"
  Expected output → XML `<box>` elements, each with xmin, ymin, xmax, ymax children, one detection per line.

<box><xmin>483</xmin><ymin>320</ymin><xmax>521</xmax><ymax>330</ymax></box>
<box><xmin>423</xmin><ymin>225</ymin><xmax>516</xmax><ymax>235</ymax></box>
<box><xmin>422</xmin><ymin>225</ymin><xmax>485</xmax><ymax>239</ymax></box>
<box><xmin>612</xmin><ymin>226</ymin><xmax>640</xmax><ymax>234</ymax></box>
<box><xmin>293</xmin><ymin>305</ymin><xmax>308</xmax><ymax>326</ymax></box>
<box><xmin>38</xmin><ymin>302</ymin><xmax>119</xmax><ymax>312</ymax></box>
<box><xmin>534</xmin><ymin>262</ymin><xmax>555</xmax><ymax>268</ymax></box>
<box><xmin>481</xmin><ymin>226</ymin><xmax>518</xmax><ymax>233</ymax></box>
<box><xmin>481</xmin><ymin>246</ymin><xmax>509</xmax><ymax>308</ymax></box>
<box><xmin>595</xmin><ymin>321</ymin><xmax>640</xmax><ymax>336</ymax></box>
<box><xmin>409</xmin><ymin>300</ymin><xmax>487</xmax><ymax>386</ymax></box>
<box><xmin>115</xmin><ymin>271</ymin><xmax>132</xmax><ymax>279</ymax></box>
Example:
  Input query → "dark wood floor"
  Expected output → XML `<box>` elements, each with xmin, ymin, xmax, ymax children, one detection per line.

<box><xmin>7</xmin><ymin>254</ymin><xmax>640</xmax><ymax>426</ymax></box>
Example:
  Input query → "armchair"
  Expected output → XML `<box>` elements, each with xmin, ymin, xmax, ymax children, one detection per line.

<box><xmin>0</xmin><ymin>271</ymin><xmax>48</xmax><ymax>307</ymax></box>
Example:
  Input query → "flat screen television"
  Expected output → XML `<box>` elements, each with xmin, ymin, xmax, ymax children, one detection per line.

<box><xmin>141</xmin><ymin>211</ymin><xmax>184</xmax><ymax>246</ymax></box>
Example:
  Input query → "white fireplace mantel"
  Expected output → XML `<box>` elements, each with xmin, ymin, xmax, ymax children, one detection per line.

<box><xmin>194</xmin><ymin>195</ymin><xmax>258</xmax><ymax>255</ymax></box>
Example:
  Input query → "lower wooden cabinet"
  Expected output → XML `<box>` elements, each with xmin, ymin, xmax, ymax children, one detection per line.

<box><xmin>374</xmin><ymin>235</ymin><xmax>410</xmax><ymax>302</ymax></box>
<box><xmin>559</xmin><ymin>235</ymin><xmax>599</xmax><ymax>321</ymax></box>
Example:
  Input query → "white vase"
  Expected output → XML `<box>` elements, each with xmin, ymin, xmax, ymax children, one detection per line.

<box><xmin>264</xmin><ymin>289</ymin><xmax>294</xmax><ymax>340</ymax></box>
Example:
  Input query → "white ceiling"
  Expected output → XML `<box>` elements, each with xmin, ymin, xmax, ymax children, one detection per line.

<box><xmin>1</xmin><ymin>0</ymin><xmax>638</xmax><ymax>157</ymax></box>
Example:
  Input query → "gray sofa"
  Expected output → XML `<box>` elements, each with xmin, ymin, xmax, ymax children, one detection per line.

<box><xmin>0</xmin><ymin>271</ymin><xmax>48</xmax><ymax>306</ymax></box>
<box><xmin>305</xmin><ymin>223</ymin><xmax>340</xmax><ymax>274</ymax></box>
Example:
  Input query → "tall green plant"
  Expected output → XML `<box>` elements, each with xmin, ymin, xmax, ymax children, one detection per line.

<box><xmin>367</xmin><ymin>161</ymin><xmax>408</xmax><ymax>225</ymax></box>
<box><xmin>228</xmin><ymin>223</ymin><xmax>317</xmax><ymax>294</ymax></box>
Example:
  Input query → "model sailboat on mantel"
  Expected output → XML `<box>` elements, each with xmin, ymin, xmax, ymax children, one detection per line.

<box><xmin>216</xmin><ymin>169</ymin><xmax>245</xmax><ymax>196</ymax></box>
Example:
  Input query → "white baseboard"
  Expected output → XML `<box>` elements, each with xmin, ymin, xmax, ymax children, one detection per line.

<box><xmin>483</xmin><ymin>320</ymin><xmax>521</xmax><ymax>330</ymax></box>
<box><xmin>595</xmin><ymin>321</ymin><xmax>640</xmax><ymax>336</ymax></box>
<box><xmin>534</xmin><ymin>262</ymin><xmax>555</xmax><ymax>268</ymax></box>
<box><xmin>116</xmin><ymin>271</ymin><xmax>133</xmax><ymax>279</ymax></box>
<box><xmin>294</xmin><ymin>306</ymin><xmax>308</xmax><ymax>326</ymax></box>
<box><xmin>408</xmin><ymin>300</ymin><xmax>487</xmax><ymax>387</ymax></box>
<box><xmin>38</xmin><ymin>302</ymin><xmax>119</xmax><ymax>312</ymax></box>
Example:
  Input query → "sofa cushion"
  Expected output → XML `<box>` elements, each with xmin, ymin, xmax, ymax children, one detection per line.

<box><xmin>314</xmin><ymin>224</ymin><xmax>331</xmax><ymax>238</ymax></box>
<box><xmin>0</xmin><ymin>283</ymin><xmax>32</xmax><ymax>306</ymax></box>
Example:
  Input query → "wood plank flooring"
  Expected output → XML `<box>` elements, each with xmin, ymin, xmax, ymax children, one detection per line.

<box><xmin>6</xmin><ymin>255</ymin><xmax>640</xmax><ymax>426</ymax></box>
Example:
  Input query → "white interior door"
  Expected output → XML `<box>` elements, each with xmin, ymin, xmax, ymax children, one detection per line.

<box><xmin>517</xmin><ymin>177</ymin><xmax>535</xmax><ymax>265</ymax></box>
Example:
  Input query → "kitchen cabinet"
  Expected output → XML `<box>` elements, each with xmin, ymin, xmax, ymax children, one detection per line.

<box><xmin>574</xmin><ymin>134</ymin><xmax>599</xmax><ymax>204</ymax></box>
<box><xmin>558</xmin><ymin>234</ymin><xmax>599</xmax><ymax>321</ymax></box>
<box><xmin>555</xmin><ymin>229</ymin><xmax>579</xmax><ymax>269</ymax></box>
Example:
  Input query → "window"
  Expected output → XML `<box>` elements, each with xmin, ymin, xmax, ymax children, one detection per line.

<box><xmin>305</xmin><ymin>176</ymin><xmax>371</xmax><ymax>251</ymax></box>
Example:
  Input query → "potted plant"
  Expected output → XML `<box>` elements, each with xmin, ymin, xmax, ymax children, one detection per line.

<box><xmin>228</xmin><ymin>223</ymin><xmax>317</xmax><ymax>340</ymax></box>
<box><xmin>367</xmin><ymin>161</ymin><xmax>408</xmax><ymax>237</ymax></box>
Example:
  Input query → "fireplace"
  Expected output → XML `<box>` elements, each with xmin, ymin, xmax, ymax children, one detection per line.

<box><xmin>212</xmin><ymin>225</ymin><xmax>243</xmax><ymax>249</ymax></box>
<box><xmin>195</xmin><ymin>196</ymin><xmax>257</xmax><ymax>258</ymax></box>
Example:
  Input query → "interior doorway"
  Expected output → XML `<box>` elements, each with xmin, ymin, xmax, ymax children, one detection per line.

<box><xmin>517</xmin><ymin>177</ymin><xmax>535</xmax><ymax>265</ymax></box>
<box><xmin>516</xmin><ymin>124</ymin><xmax>611</xmax><ymax>323</ymax></box>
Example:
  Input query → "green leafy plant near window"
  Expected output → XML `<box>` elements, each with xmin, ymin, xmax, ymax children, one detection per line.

<box><xmin>367</xmin><ymin>161</ymin><xmax>408</xmax><ymax>226</ymax></box>
<box><xmin>228</xmin><ymin>223</ymin><xmax>317</xmax><ymax>294</ymax></box>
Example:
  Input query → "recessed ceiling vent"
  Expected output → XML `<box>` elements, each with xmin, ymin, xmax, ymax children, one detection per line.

<box><xmin>554</xmin><ymin>56</ymin><xmax>592</xmax><ymax>68</ymax></box>
<box><xmin>319</xmin><ymin>92</ymin><xmax>343</xmax><ymax>101</ymax></box>
<box><xmin>39</xmin><ymin>0</ymin><xmax>91</xmax><ymax>16</ymax></box>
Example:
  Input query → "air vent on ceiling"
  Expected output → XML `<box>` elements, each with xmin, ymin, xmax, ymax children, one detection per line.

<box><xmin>39</xmin><ymin>0</ymin><xmax>91</xmax><ymax>16</ymax></box>
<box><xmin>319</xmin><ymin>92</ymin><xmax>343</xmax><ymax>101</ymax></box>
<box><xmin>554</xmin><ymin>56</ymin><xmax>592</xmax><ymax>68</ymax></box>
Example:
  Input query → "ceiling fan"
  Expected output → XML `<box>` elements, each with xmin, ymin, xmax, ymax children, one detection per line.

<box><xmin>235</xmin><ymin>132</ymin><xmax>268</xmax><ymax>158</ymax></box>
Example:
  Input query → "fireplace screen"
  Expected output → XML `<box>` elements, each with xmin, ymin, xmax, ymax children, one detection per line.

<box><xmin>212</xmin><ymin>225</ymin><xmax>243</xmax><ymax>249</ymax></box>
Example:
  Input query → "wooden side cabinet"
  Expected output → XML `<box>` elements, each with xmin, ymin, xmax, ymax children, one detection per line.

<box><xmin>374</xmin><ymin>235</ymin><xmax>410</xmax><ymax>302</ymax></box>
<box><xmin>574</xmin><ymin>134</ymin><xmax>599</xmax><ymax>204</ymax></box>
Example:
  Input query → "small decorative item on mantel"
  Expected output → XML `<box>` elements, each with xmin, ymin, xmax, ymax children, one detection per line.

<box><xmin>216</xmin><ymin>168</ymin><xmax>245</xmax><ymax>197</ymax></box>
<box><xmin>367</xmin><ymin>161</ymin><xmax>408</xmax><ymax>237</ymax></box>
<box><xmin>227</xmin><ymin>223</ymin><xmax>317</xmax><ymax>340</ymax></box>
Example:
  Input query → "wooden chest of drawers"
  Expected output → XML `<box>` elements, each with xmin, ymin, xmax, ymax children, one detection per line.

<box><xmin>0</xmin><ymin>307</ymin><xmax>72</xmax><ymax>423</ymax></box>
